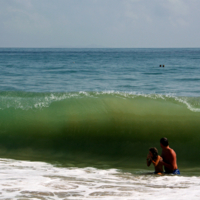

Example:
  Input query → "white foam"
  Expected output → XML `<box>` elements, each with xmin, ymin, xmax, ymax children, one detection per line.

<box><xmin>1</xmin><ymin>91</ymin><xmax>200</xmax><ymax>112</ymax></box>
<box><xmin>0</xmin><ymin>158</ymin><xmax>200</xmax><ymax>199</ymax></box>
<box><xmin>173</xmin><ymin>96</ymin><xmax>200</xmax><ymax>112</ymax></box>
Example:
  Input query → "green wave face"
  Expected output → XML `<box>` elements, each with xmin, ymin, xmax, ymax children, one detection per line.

<box><xmin>1</xmin><ymin>91</ymin><xmax>200</xmax><ymax>166</ymax></box>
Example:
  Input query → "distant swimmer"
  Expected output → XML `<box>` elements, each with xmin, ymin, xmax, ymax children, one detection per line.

<box><xmin>163</xmin><ymin>65</ymin><xmax>165</xmax><ymax>67</ymax></box>
<box><xmin>160</xmin><ymin>137</ymin><xmax>180</xmax><ymax>174</ymax></box>
<box><xmin>159</xmin><ymin>65</ymin><xmax>162</xmax><ymax>67</ymax></box>
<box><xmin>146</xmin><ymin>147</ymin><xmax>163</xmax><ymax>175</ymax></box>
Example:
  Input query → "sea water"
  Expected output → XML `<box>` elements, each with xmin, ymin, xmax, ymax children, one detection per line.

<box><xmin>0</xmin><ymin>48</ymin><xmax>200</xmax><ymax>199</ymax></box>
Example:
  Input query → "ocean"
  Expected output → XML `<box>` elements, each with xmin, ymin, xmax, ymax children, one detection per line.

<box><xmin>0</xmin><ymin>48</ymin><xmax>200</xmax><ymax>199</ymax></box>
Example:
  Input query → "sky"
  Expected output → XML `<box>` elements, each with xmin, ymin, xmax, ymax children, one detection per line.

<box><xmin>0</xmin><ymin>0</ymin><xmax>200</xmax><ymax>48</ymax></box>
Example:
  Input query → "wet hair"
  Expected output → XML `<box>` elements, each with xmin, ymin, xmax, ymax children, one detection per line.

<box><xmin>160</xmin><ymin>137</ymin><xmax>169</xmax><ymax>147</ymax></box>
<box><xmin>149</xmin><ymin>147</ymin><xmax>158</xmax><ymax>160</ymax></box>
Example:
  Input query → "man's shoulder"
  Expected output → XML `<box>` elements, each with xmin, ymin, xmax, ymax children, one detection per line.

<box><xmin>162</xmin><ymin>147</ymin><xmax>176</xmax><ymax>156</ymax></box>
<box><xmin>169</xmin><ymin>148</ymin><xmax>176</xmax><ymax>156</ymax></box>
<box><xmin>169</xmin><ymin>147</ymin><xmax>175</xmax><ymax>153</ymax></box>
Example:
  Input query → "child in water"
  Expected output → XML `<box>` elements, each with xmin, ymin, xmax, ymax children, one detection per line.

<box><xmin>146</xmin><ymin>147</ymin><xmax>163</xmax><ymax>174</ymax></box>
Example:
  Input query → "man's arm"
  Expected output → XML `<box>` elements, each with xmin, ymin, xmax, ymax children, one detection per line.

<box><xmin>161</xmin><ymin>160</ymin><xmax>173</xmax><ymax>170</ymax></box>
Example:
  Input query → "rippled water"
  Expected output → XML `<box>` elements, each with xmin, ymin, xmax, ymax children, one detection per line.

<box><xmin>0</xmin><ymin>48</ymin><xmax>200</xmax><ymax>96</ymax></box>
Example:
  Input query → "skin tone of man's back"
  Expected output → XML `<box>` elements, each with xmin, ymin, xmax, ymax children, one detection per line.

<box><xmin>160</xmin><ymin>144</ymin><xmax>178</xmax><ymax>173</ymax></box>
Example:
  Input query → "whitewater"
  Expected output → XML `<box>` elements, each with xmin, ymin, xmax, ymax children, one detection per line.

<box><xmin>1</xmin><ymin>158</ymin><xmax>200</xmax><ymax>200</ymax></box>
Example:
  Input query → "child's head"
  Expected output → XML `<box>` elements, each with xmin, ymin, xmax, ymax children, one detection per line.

<box><xmin>149</xmin><ymin>147</ymin><xmax>158</xmax><ymax>160</ymax></box>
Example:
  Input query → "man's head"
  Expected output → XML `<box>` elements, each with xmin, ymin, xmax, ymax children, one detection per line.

<box><xmin>149</xmin><ymin>147</ymin><xmax>158</xmax><ymax>160</ymax></box>
<box><xmin>160</xmin><ymin>137</ymin><xmax>169</xmax><ymax>147</ymax></box>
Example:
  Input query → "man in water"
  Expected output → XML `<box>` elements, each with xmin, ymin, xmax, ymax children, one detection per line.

<box><xmin>160</xmin><ymin>137</ymin><xmax>180</xmax><ymax>174</ymax></box>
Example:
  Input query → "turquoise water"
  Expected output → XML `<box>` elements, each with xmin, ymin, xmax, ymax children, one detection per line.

<box><xmin>0</xmin><ymin>48</ymin><xmax>200</xmax><ymax>199</ymax></box>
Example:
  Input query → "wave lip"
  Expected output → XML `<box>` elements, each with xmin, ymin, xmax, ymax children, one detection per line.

<box><xmin>1</xmin><ymin>91</ymin><xmax>200</xmax><ymax>112</ymax></box>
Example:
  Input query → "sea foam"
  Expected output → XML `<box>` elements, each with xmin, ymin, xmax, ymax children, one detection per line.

<box><xmin>0</xmin><ymin>158</ymin><xmax>200</xmax><ymax>199</ymax></box>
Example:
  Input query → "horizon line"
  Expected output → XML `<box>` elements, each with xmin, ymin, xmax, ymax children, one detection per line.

<box><xmin>0</xmin><ymin>47</ymin><xmax>200</xmax><ymax>49</ymax></box>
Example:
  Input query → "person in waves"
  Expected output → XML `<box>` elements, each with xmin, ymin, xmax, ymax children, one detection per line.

<box><xmin>146</xmin><ymin>147</ymin><xmax>163</xmax><ymax>175</ymax></box>
<box><xmin>160</xmin><ymin>137</ymin><xmax>180</xmax><ymax>175</ymax></box>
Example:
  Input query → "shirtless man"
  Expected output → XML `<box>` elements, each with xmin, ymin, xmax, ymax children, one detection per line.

<box><xmin>160</xmin><ymin>137</ymin><xmax>180</xmax><ymax>174</ymax></box>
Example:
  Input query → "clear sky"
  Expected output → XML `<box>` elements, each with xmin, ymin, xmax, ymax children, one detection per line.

<box><xmin>0</xmin><ymin>0</ymin><xmax>200</xmax><ymax>48</ymax></box>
